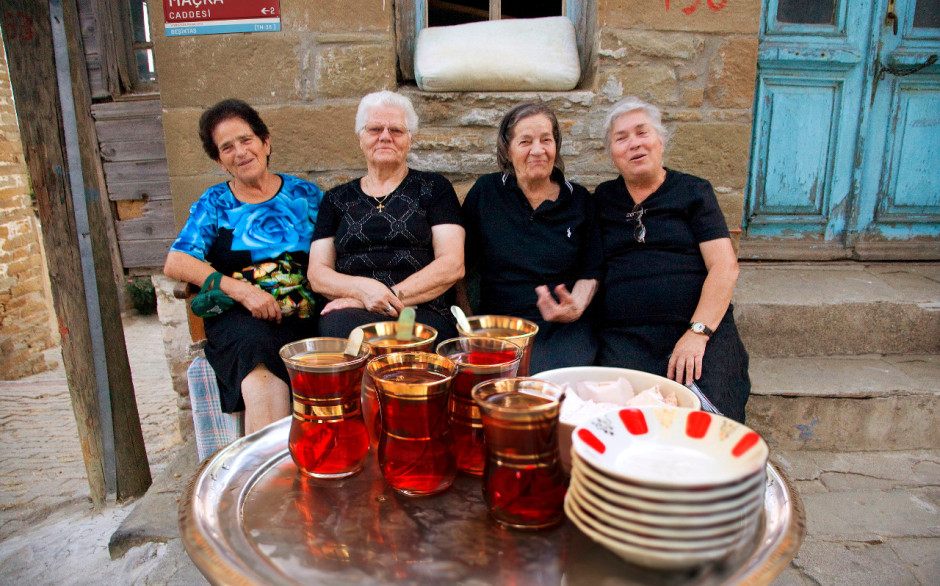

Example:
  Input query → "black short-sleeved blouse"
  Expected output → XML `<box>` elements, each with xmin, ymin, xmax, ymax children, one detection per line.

<box><xmin>462</xmin><ymin>170</ymin><xmax>604</xmax><ymax>322</ymax></box>
<box><xmin>595</xmin><ymin>169</ymin><xmax>730</xmax><ymax>326</ymax></box>
<box><xmin>312</xmin><ymin>169</ymin><xmax>462</xmax><ymax>318</ymax></box>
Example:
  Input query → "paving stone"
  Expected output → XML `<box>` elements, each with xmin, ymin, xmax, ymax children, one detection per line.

<box><xmin>802</xmin><ymin>489</ymin><xmax>940</xmax><ymax>541</ymax></box>
<box><xmin>770</xmin><ymin>564</ymin><xmax>809</xmax><ymax>585</ymax></box>
<box><xmin>775</xmin><ymin>450</ymin><xmax>940</xmax><ymax>491</ymax></box>
<box><xmin>110</xmin><ymin>439</ymin><xmax>199</xmax><ymax>559</ymax></box>
<box><xmin>790</xmin><ymin>538</ymin><xmax>920</xmax><ymax>586</ymax></box>
<box><xmin>890</xmin><ymin>537</ymin><xmax>940</xmax><ymax>585</ymax></box>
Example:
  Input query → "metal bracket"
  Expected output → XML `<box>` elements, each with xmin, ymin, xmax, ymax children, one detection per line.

<box><xmin>885</xmin><ymin>0</ymin><xmax>898</xmax><ymax>35</ymax></box>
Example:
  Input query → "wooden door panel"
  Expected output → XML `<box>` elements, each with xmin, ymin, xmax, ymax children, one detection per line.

<box><xmin>885</xmin><ymin>87</ymin><xmax>940</xmax><ymax>213</ymax></box>
<box><xmin>754</xmin><ymin>80</ymin><xmax>839</xmax><ymax>217</ymax></box>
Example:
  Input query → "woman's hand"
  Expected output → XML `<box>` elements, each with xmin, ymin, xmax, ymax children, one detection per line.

<box><xmin>228</xmin><ymin>278</ymin><xmax>282</xmax><ymax>323</ymax></box>
<box><xmin>357</xmin><ymin>279</ymin><xmax>404</xmax><ymax>317</ymax></box>
<box><xmin>535</xmin><ymin>284</ymin><xmax>582</xmax><ymax>323</ymax></box>
<box><xmin>163</xmin><ymin>251</ymin><xmax>282</xmax><ymax>322</ymax></box>
<box><xmin>535</xmin><ymin>279</ymin><xmax>598</xmax><ymax>323</ymax></box>
<box><xmin>320</xmin><ymin>297</ymin><xmax>365</xmax><ymax>314</ymax></box>
<box><xmin>667</xmin><ymin>331</ymin><xmax>708</xmax><ymax>385</ymax></box>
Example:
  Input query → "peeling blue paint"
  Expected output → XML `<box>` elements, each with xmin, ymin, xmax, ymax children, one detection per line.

<box><xmin>796</xmin><ymin>418</ymin><xmax>820</xmax><ymax>441</ymax></box>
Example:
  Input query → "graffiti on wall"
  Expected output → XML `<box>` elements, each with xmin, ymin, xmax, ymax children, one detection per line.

<box><xmin>666</xmin><ymin>0</ymin><xmax>729</xmax><ymax>14</ymax></box>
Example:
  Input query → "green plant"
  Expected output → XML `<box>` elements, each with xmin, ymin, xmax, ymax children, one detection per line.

<box><xmin>125</xmin><ymin>276</ymin><xmax>157</xmax><ymax>315</ymax></box>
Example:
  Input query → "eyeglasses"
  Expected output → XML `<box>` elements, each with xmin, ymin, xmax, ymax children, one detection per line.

<box><xmin>625</xmin><ymin>204</ymin><xmax>646</xmax><ymax>243</ymax></box>
<box><xmin>363</xmin><ymin>124</ymin><xmax>408</xmax><ymax>138</ymax></box>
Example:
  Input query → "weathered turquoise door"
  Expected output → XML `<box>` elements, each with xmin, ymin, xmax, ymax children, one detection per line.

<box><xmin>744</xmin><ymin>0</ymin><xmax>939</xmax><ymax>260</ymax></box>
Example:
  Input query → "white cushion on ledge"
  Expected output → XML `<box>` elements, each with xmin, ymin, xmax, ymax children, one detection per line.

<box><xmin>414</xmin><ymin>16</ymin><xmax>581</xmax><ymax>92</ymax></box>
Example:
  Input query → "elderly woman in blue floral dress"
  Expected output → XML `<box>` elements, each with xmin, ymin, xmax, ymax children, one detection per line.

<box><xmin>164</xmin><ymin>99</ymin><xmax>323</xmax><ymax>434</ymax></box>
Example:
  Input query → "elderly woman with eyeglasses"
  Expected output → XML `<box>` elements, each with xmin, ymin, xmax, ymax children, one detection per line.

<box><xmin>594</xmin><ymin>97</ymin><xmax>751</xmax><ymax>422</ymax></box>
<box><xmin>307</xmin><ymin>90</ymin><xmax>464</xmax><ymax>340</ymax></box>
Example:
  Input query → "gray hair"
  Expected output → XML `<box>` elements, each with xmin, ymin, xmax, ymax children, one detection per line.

<box><xmin>603</xmin><ymin>97</ymin><xmax>668</xmax><ymax>152</ymax></box>
<box><xmin>355</xmin><ymin>91</ymin><xmax>419</xmax><ymax>135</ymax></box>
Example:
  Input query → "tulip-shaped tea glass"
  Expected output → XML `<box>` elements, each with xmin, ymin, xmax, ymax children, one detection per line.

<box><xmin>368</xmin><ymin>352</ymin><xmax>458</xmax><ymax>496</ymax></box>
<box><xmin>359</xmin><ymin>321</ymin><xmax>438</xmax><ymax>447</ymax></box>
<box><xmin>472</xmin><ymin>378</ymin><xmax>567</xmax><ymax>529</ymax></box>
<box><xmin>436</xmin><ymin>337</ymin><xmax>522</xmax><ymax>475</ymax></box>
<box><xmin>280</xmin><ymin>338</ymin><xmax>371</xmax><ymax>478</ymax></box>
<box><xmin>456</xmin><ymin>315</ymin><xmax>539</xmax><ymax>376</ymax></box>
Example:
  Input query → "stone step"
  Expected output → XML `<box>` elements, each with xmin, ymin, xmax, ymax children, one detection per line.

<box><xmin>744</xmin><ymin>354</ymin><xmax>939</xmax><ymax>451</ymax></box>
<box><xmin>733</xmin><ymin>262</ymin><xmax>940</xmax><ymax>357</ymax></box>
<box><xmin>768</xmin><ymin>449</ymin><xmax>939</xmax><ymax>586</ymax></box>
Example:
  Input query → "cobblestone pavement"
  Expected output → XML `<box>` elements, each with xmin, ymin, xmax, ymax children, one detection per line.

<box><xmin>0</xmin><ymin>312</ymin><xmax>184</xmax><ymax>584</ymax></box>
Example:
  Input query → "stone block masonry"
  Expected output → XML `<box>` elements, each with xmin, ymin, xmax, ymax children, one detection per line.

<box><xmin>0</xmin><ymin>35</ymin><xmax>57</xmax><ymax>380</ymax></box>
<box><xmin>152</xmin><ymin>1</ymin><xmax>761</xmax><ymax>231</ymax></box>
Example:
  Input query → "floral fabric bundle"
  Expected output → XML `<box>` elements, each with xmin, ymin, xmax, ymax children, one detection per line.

<box><xmin>233</xmin><ymin>253</ymin><xmax>316</xmax><ymax>319</ymax></box>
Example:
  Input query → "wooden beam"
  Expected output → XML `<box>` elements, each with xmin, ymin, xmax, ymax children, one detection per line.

<box><xmin>0</xmin><ymin>0</ymin><xmax>151</xmax><ymax>505</ymax></box>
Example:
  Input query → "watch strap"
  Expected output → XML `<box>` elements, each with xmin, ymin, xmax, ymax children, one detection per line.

<box><xmin>689</xmin><ymin>321</ymin><xmax>714</xmax><ymax>338</ymax></box>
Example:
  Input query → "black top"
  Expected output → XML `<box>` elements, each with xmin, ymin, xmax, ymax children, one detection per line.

<box><xmin>595</xmin><ymin>169</ymin><xmax>730</xmax><ymax>326</ymax></box>
<box><xmin>462</xmin><ymin>170</ymin><xmax>604</xmax><ymax>321</ymax></box>
<box><xmin>312</xmin><ymin>169</ymin><xmax>462</xmax><ymax>318</ymax></box>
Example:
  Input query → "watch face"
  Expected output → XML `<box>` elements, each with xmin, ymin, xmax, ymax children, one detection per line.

<box><xmin>691</xmin><ymin>323</ymin><xmax>704</xmax><ymax>333</ymax></box>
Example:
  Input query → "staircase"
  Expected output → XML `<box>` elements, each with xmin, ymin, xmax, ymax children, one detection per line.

<box><xmin>734</xmin><ymin>262</ymin><xmax>940</xmax><ymax>585</ymax></box>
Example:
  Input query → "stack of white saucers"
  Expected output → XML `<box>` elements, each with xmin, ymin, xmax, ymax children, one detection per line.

<box><xmin>565</xmin><ymin>406</ymin><xmax>769</xmax><ymax>571</ymax></box>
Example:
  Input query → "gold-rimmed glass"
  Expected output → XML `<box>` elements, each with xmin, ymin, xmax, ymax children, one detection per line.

<box><xmin>456</xmin><ymin>315</ymin><xmax>539</xmax><ymax>376</ymax></box>
<box><xmin>368</xmin><ymin>352</ymin><xmax>458</xmax><ymax>496</ymax></box>
<box><xmin>279</xmin><ymin>338</ymin><xmax>371</xmax><ymax>479</ymax></box>
<box><xmin>472</xmin><ymin>378</ymin><xmax>567</xmax><ymax>530</ymax></box>
<box><xmin>436</xmin><ymin>337</ymin><xmax>522</xmax><ymax>476</ymax></box>
<box><xmin>359</xmin><ymin>321</ymin><xmax>438</xmax><ymax>447</ymax></box>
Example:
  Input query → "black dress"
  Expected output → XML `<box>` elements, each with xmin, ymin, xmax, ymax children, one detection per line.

<box><xmin>311</xmin><ymin>169</ymin><xmax>462</xmax><ymax>341</ymax></box>
<box><xmin>170</xmin><ymin>175</ymin><xmax>324</xmax><ymax>413</ymax></box>
<box><xmin>462</xmin><ymin>170</ymin><xmax>605</xmax><ymax>373</ymax></box>
<box><xmin>594</xmin><ymin>169</ymin><xmax>751</xmax><ymax>422</ymax></box>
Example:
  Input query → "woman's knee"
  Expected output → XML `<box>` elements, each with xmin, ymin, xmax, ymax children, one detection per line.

<box><xmin>242</xmin><ymin>365</ymin><xmax>289</xmax><ymax>401</ymax></box>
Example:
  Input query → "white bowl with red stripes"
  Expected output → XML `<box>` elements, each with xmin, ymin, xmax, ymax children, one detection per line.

<box><xmin>571</xmin><ymin>406</ymin><xmax>768</xmax><ymax>489</ymax></box>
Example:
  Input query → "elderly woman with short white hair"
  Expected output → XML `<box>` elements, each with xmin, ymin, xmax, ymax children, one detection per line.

<box><xmin>594</xmin><ymin>96</ymin><xmax>751</xmax><ymax>422</ymax></box>
<box><xmin>307</xmin><ymin>90</ymin><xmax>465</xmax><ymax>339</ymax></box>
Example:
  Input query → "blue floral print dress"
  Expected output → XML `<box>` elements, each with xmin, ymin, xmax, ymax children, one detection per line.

<box><xmin>170</xmin><ymin>174</ymin><xmax>323</xmax><ymax>413</ymax></box>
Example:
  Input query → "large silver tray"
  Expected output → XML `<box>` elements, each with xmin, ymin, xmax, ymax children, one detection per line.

<box><xmin>180</xmin><ymin>418</ymin><xmax>805</xmax><ymax>585</ymax></box>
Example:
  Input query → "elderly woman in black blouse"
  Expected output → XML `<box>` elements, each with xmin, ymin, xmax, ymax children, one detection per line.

<box><xmin>307</xmin><ymin>91</ymin><xmax>464</xmax><ymax>340</ymax></box>
<box><xmin>594</xmin><ymin>96</ymin><xmax>750</xmax><ymax>422</ymax></box>
<box><xmin>461</xmin><ymin>102</ymin><xmax>603</xmax><ymax>374</ymax></box>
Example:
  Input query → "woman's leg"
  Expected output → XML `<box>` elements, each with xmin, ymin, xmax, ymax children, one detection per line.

<box><xmin>697</xmin><ymin>313</ymin><xmax>751</xmax><ymax>422</ymax></box>
<box><xmin>528</xmin><ymin>320</ymin><xmax>597</xmax><ymax>374</ymax></box>
<box><xmin>241</xmin><ymin>364</ymin><xmax>291</xmax><ymax>434</ymax></box>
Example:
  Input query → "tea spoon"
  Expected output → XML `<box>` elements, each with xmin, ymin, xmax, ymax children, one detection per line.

<box><xmin>450</xmin><ymin>305</ymin><xmax>472</xmax><ymax>333</ymax></box>
<box><xmin>344</xmin><ymin>326</ymin><xmax>364</xmax><ymax>358</ymax></box>
<box><xmin>396</xmin><ymin>307</ymin><xmax>416</xmax><ymax>341</ymax></box>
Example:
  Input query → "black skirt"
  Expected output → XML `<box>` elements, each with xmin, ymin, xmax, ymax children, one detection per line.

<box><xmin>203</xmin><ymin>307</ymin><xmax>318</xmax><ymax>413</ymax></box>
<box><xmin>596</xmin><ymin>309</ymin><xmax>751</xmax><ymax>422</ymax></box>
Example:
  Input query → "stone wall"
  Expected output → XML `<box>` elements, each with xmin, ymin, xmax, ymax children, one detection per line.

<box><xmin>149</xmin><ymin>0</ymin><xmax>397</xmax><ymax>229</ymax></box>
<box><xmin>0</xmin><ymin>34</ymin><xmax>58</xmax><ymax>380</ymax></box>
<box><xmin>151</xmin><ymin>0</ymin><xmax>759</xmax><ymax>230</ymax></box>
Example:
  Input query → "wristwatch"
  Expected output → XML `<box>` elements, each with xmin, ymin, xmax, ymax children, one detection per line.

<box><xmin>689</xmin><ymin>321</ymin><xmax>714</xmax><ymax>338</ymax></box>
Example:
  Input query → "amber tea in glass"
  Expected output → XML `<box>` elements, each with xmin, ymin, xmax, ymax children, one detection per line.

<box><xmin>368</xmin><ymin>352</ymin><xmax>457</xmax><ymax>496</ymax></box>
<box><xmin>473</xmin><ymin>378</ymin><xmax>567</xmax><ymax>529</ymax></box>
<box><xmin>280</xmin><ymin>338</ymin><xmax>371</xmax><ymax>478</ymax></box>
<box><xmin>456</xmin><ymin>315</ymin><xmax>538</xmax><ymax>376</ymax></box>
<box><xmin>359</xmin><ymin>321</ymin><xmax>438</xmax><ymax>447</ymax></box>
<box><xmin>436</xmin><ymin>337</ymin><xmax>522</xmax><ymax>475</ymax></box>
